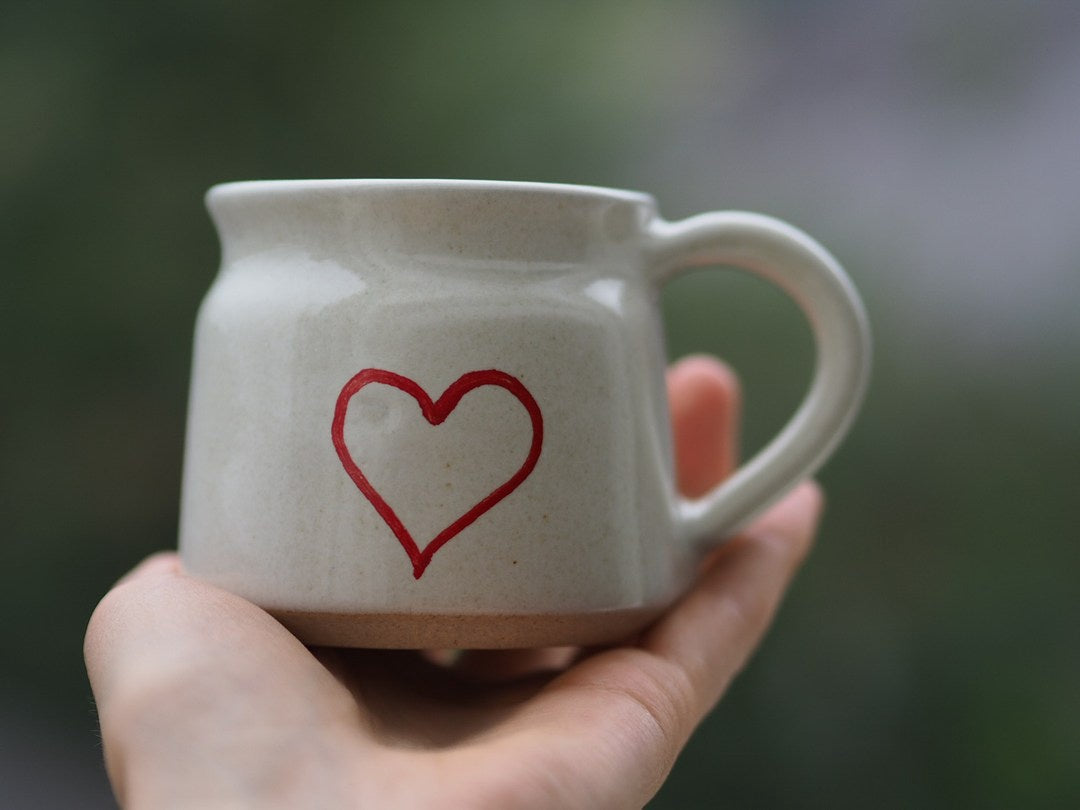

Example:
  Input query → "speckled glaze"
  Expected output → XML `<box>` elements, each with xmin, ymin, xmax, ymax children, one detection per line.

<box><xmin>178</xmin><ymin>180</ymin><xmax>870</xmax><ymax>648</ymax></box>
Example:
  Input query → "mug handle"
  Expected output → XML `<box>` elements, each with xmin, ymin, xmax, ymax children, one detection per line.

<box><xmin>645</xmin><ymin>211</ymin><xmax>872</xmax><ymax>549</ymax></box>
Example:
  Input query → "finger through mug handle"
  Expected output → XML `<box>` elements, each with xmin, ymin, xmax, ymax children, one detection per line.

<box><xmin>646</xmin><ymin>211</ymin><xmax>872</xmax><ymax>550</ymax></box>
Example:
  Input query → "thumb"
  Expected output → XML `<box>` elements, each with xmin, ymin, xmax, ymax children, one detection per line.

<box><xmin>84</xmin><ymin>553</ymin><xmax>361</xmax><ymax>806</ymax></box>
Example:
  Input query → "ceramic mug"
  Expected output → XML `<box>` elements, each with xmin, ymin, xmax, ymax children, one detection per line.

<box><xmin>178</xmin><ymin>179</ymin><xmax>870</xmax><ymax>648</ymax></box>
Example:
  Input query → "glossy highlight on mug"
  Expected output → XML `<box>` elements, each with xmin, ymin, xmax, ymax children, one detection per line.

<box><xmin>331</xmin><ymin>368</ymin><xmax>545</xmax><ymax>579</ymax></box>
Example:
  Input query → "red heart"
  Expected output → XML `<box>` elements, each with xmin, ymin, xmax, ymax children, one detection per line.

<box><xmin>331</xmin><ymin>369</ymin><xmax>544</xmax><ymax>579</ymax></box>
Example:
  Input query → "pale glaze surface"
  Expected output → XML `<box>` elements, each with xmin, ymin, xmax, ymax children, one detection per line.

<box><xmin>178</xmin><ymin>180</ymin><xmax>871</xmax><ymax>647</ymax></box>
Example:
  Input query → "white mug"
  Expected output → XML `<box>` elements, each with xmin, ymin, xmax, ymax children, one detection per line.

<box><xmin>178</xmin><ymin>179</ymin><xmax>870</xmax><ymax>648</ymax></box>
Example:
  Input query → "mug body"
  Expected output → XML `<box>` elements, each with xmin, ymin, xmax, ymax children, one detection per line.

<box><xmin>179</xmin><ymin>180</ymin><xmax>692</xmax><ymax>646</ymax></box>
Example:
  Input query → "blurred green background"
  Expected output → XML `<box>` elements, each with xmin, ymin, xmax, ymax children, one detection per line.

<box><xmin>3</xmin><ymin>1</ymin><xmax>1078</xmax><ymax>806</ymax></box>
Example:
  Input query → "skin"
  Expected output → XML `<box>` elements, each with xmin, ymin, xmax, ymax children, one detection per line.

<box><xmin>85</xmin><ymin>356</ymin><xmax>823</xmax><ymax>809</ymax></box>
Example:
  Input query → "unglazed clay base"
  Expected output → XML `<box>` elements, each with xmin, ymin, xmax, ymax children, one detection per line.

<box><xmin>268</xmin><ymin>606</ymin><xmax>666</xmax><ymax>649</ymax></box>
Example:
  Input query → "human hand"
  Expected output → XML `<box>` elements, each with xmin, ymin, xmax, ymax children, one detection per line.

<box><xmin>85</xmin><ymin>356</ymin><xmax>823</xmax><ymax>809</ymax></box>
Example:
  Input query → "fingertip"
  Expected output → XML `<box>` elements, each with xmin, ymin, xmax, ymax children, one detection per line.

<box><xmin>802</xmin><ymin>479</ymin><xmax>826</xmax><ymax>523</ymax></box>
<box><xmin>667</xmin><ymin>354</ymin><xmax>742</xmax><ymax>497</ymax></box>
<box><xmin>454</xmin><ymin>647</ymin><xmax>577</xmax><ymax>682</ymax></box>
<box><xmin>743</xmin><ymin>480</ymin><xmax>825</xmax><ymax>567</ymax></box>
<box><xmin>85</xmin><ymin>550</ymin><xmax>314</xmax><ymax>711</ymax></box>
<box><xmin>87</xmin><ymin>553</ymin><xmax>181</xmax><ymax>662</ymax></box>
<box><xmin>668</xmin><ymin>354</ymin><xmax>741</xmax><ymax>404</ymax></box>
<box><xmin>787</xmin><ymin>480</ymin><xmax>826</xmax><ymax>530</ymax></box>
<box><xmin>114</xmin><ymin>552</ymin><xmax>182</xmax><ymax>588</ymax></box>
<box><xmin>87</xmin><ymin>553</ymin><xmax>184</xmax><ymax>667</ymax></box>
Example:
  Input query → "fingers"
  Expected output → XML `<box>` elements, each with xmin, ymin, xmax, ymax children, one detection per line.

<box><xmin>667</xmin><ymin>354</ymin><xmax>741</xmax><ymax>497</ymax></box>
<box><xmin>85</xmin><ymin>554</ymin><xmax>364</xmax><ymax>806</ymax></box>
<box><xmin>642</xmin><ymin>481</ymin><xmax>824</xmax><ymax>721</ymax></box>
<box><xmin>527</xmin><ymin>483</ymin><xmax>822</xmax><ymax>796</ymax></box>
<box><xmin>453</xmin><ymin>648</ymin><xmax>577</xmax><ymax>682</ymax></box>
<box><xmin>470</xmin><ymin>358</ymin><xmax>819</xmax><ymax>806</ymax></box>
<box><xmin>113</xmin><ymin>550</ymin><xmax>182</xmax><ymax>587</ymax></box>
<box><xmin>87</xmin><ymin>553</ymin><xmax>325</xmax><ymax>708</ymax></box>
<box><xmin>663</xmin><ymin>353</ymin><xmax>822</xmax><ymax>721</ymax></box>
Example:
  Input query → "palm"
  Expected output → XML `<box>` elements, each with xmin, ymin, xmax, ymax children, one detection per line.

<box><xmin>86</xmin><ymin>358</ymin><xmax>822</xmax><ymax>809</ymax></box>
<box><xmin>307</xmin><ymin>643</ymin><xmax>695</xmax><ymax>806</ymax></box>
<box><xmin>301</xmin><ymin>645</ymin><xmax>680</xmax><ymax>805</ymax></box>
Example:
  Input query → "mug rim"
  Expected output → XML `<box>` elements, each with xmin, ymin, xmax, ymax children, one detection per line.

<box><xmin>207</xmin><ymin>178</ymin><xmax>656</xmax><ymax>207</ymax></box>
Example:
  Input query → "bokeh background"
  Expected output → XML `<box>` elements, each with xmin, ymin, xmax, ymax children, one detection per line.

<box><xmin>3</xmin><ymin>1</ymin><xmax>1078</xmax><ymax>806</ymax></box>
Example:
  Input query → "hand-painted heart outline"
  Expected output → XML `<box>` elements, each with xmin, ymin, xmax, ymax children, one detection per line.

<box><xmin>331</xmin><ymin>369</ymin><xmax>544</xmax><ymax>579</ymax></box>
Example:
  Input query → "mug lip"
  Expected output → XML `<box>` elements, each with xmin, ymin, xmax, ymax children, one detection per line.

<box><xmin>207</xmin><ymin>178</ymin><xmax>656</xmax><ymax>207</ymax></box>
